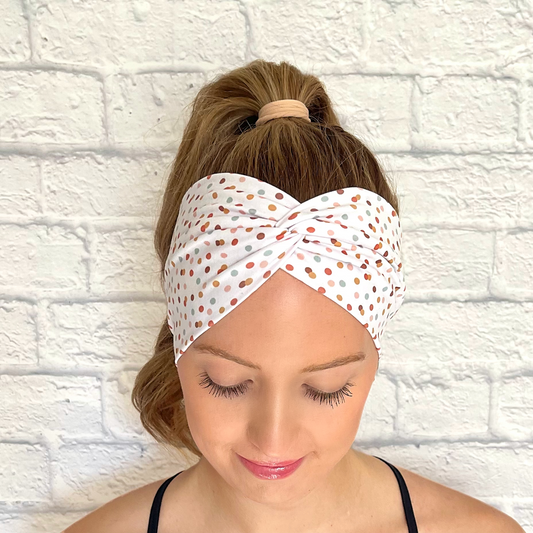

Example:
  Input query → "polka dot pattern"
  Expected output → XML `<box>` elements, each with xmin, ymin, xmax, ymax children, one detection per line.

<box><xmin>164</xmin><ymin>172</ymin><xmax>407</xmax><ymax>364</ymax></box>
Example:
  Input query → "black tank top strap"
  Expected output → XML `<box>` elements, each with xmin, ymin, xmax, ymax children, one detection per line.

<box><xmin>374</xmin><ymin>456</ymin><xmax>419</xmax><ymax>533</ymax></box>
<box><xmin>147</xmin><ymin>471</ymin><xmax>183</xmax><ymax>533</ymax></box>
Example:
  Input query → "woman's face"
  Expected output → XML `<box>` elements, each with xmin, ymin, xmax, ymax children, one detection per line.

<box><xmin>176</xmin><ymin>268</ymin><xmax>379</xmax><ymax>504</ymax></box>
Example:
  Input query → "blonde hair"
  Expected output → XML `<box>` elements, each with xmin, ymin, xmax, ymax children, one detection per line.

<box><xmin>131</xmin><ymin>59</ymin><xmax>401</xmax><ymax>460</ymax></box>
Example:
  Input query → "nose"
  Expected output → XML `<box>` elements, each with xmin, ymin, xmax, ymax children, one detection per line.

<box><xmin>247</xmin><ymin>391</ymin><xmax>302</xmax><ymax>455</ymax></box>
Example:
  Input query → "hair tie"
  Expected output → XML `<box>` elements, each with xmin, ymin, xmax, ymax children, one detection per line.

<box><xmin>256</xmin><ymin>99</ymin><xmax>311</xmax><ymax>126</ymax></box>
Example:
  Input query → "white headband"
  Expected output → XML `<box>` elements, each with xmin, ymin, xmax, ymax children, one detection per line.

<box><xmin>164</xmin><ymin>172</ymin><xmax>406</xmax><ymax>365</ymax></box>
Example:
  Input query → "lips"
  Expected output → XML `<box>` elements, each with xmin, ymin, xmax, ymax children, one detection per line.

<box><xmin>237</xmin><ymin>453</ymin><xmax>306</xmax><ymax>480</ymax></box>
<box><xmin>245</xmin><ymin>457</ymin><xmax>301</xmax><ymax>467</ymax></box>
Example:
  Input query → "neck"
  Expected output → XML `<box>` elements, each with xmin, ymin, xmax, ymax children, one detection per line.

<box><xmin>191</xmin><ymin>448</ymin><xmax>367</xmax><ymax>533</ymax></box>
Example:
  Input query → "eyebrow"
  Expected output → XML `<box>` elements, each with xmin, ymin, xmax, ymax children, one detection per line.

<box><xmin>193</xmin><ymin>343</ymin><xmax>366</xmax><ymax>373</ymax></box>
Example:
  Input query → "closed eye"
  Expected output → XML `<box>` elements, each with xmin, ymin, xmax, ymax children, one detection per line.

<box><xmin>197</xmin><ymin>372</ymin><xmax>354</xmax><ymax>409</ymax></box>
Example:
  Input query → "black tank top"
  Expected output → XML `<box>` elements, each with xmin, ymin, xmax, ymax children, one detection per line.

<box><xmin>146</xmin><ymin>455</ymin><xmax>418</xmax><ymax>533</ymax></box>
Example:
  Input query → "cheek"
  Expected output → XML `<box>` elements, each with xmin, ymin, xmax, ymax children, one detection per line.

<box><xmin>316</xmin><ymin>374</ymin><xmax>374</xmax><ymax>449</ymax></box>
<box><xmin>185</xmin><ymin>395</ymin><xmax>245</xmax><ymax>453</ymax></box>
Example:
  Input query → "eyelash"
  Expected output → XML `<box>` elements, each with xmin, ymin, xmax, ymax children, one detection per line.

<box><xmin>198</xmin><ymin>372</ymin><xmax>354</xmax><ymax>409</ymax></box>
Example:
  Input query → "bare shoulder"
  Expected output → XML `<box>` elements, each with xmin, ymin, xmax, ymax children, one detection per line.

<box><xmin>60</xmin><ymin>475</ymin><xmax>173</xmax><ymax>533</ymax></box>
<box><xmin>394</xmin><ymin>463</ymin><xmax>525</xmax><ymax>533</ymax></box>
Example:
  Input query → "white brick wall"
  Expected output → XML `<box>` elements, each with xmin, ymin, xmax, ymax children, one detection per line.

<box><xmin>1</xmin><ymin>1</ymin><xmax>532</xmax><ymax>532</ymax></box>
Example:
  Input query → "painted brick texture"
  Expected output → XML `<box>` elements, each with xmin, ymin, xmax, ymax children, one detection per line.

<box><xmin>1</xmin><ymin>1</ymin><xmax>532</xmax><ymax>532</ymax></box>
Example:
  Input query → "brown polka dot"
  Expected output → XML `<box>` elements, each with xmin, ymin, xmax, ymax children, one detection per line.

<box><xmin>275</xmin><ymin>192</ymin><xmax>284</xmax><ymax>200</ymax></box>
<box><xmin>263</xmin><ymin>270</ymin><xmax>271</xmax><ymax>278</ymax></box>
<box><xmin>257</xmin><ymin>233</ymin><xmax>265</xmax><ymax>240</ymax></box>
<box><xmin>232</xmin><ymin>238</ymin><xmax>239</xmax><ymax>246</ymax></box>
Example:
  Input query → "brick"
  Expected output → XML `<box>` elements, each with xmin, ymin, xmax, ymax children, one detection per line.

<box><xmin>103</xmin><ymin>369</ymin><xmax>150</xmax><ymax>440</ymax></box>
<box><xmin>108</xmin><ymin>71</ymin><xmax>204</xmax><ymax>146</ymax></box>
<box><xmin>378</xmin><ymin>153</ymin><xmax>533</xmax><ymax>227</ymax></box>
<box><xmin>33</xmin><ymin>0</ymin><xmax>174</xmax><ymax>66</ymax></box>
<box><xmin>0</xmin><ymin>71</ymin><xmax>104</xmax><ymax>144</ymax></box>
<box><xmin>0</xmin><ymin>156</ymin><xmax>41</xmax><ymax>215</ymax></box>
<box><xmin>367</xmin><ymin>0</ymin><xmax>532</xmax><ymax>66</ymax></box>
<box><xmin>0</xmin><ymin>375</ymin><xmax>102</xmax><ymax>438</ymax></box>
<box><xmin>0</xmin><ymin>225</ymin><xmax>86</xmax><ymax>290</ymax></box>
<box><xmin>92</xmin><ymin>228</ymin><xmax>159</xmax><ymax>291</ymax></box>
<box><xmin>385</xmin><ymin>301</ymin><xmax>533</xmax><ymax>366</ymax></box>
<box><xmin>322</xmin><ymin>75</ymin><xmax>413</xmax><ymax>150</ymax></box>
<box><xmin>494</xmin><ymin>375</ymin><xmax>533</xmax><ymax>440</ymax></box>
<box><xmin>0</xmin><ymin>300</ymin><xmax>37</xmax><ymax>365</ymax></box>
<box><xmin>250</xmin><ymin>0</ymin><xmax>364</xmax><ymax>64</ymax></box>
<box><xmin>398</xmin><ymin>370</ymin><xmax>490</xmax><ymax>437</ymax></box>
<box><xmin>493</xmin><ymin>231</ymin><xmax>533</xmax><ymax>298</ymax></box>
<box><xmin>413</xmin><ymin>76</ymin><xmax>517</xmax><ymax>151</ymax></box>
<box><xmin>42</xmin><ymin>301</ymin><xmax>165</xmax><ymax>369</ymax></box>
<box><xmin>402</xmin><ymin>228</ymin><xmax>493</xmax><ymax>293</ymax></box>
<box><xmin>0</xmin><ymin>444</ymin><xmax>49</xmax><ymax>502</ymax></box>
<box><xmin>358</xmin><ymin>371</ymin><xmax>397</xmax><ymax>441</ymax></box>
<box><xmin>43</xmin><ymin>154</ymin><xmax>174</xmax><ymax>217</ymax></box>
<box><xmin>0</xmin><ymin>0</ymin><xmax>29</xmax><ymax>61</ymax></box>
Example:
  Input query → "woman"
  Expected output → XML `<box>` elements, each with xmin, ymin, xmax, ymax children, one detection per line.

<box><xmin>63</xmin><ymin>60</ymin><xmax>525</xmax><ymax>533</ymax></box>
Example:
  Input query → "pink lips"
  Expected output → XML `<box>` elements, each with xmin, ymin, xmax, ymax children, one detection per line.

<box><xmin>237</xmin><ymin>453</ymin><xmax>305</xmax><ymax>480</ymax></box>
